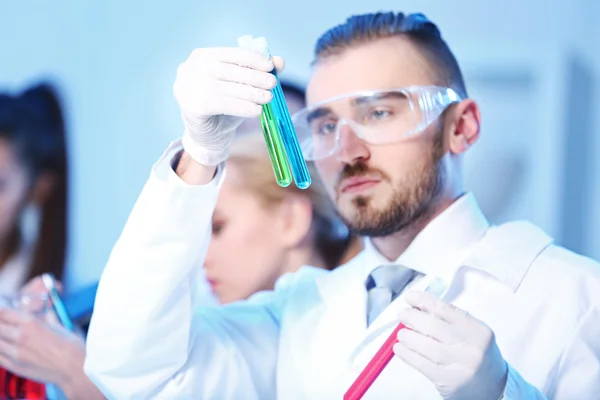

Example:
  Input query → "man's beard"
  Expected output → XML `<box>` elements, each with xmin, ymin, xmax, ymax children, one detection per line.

<box><xmin>335</xmin><ymin>132</ymin><xmax>445</xmax><ymax>237</ymax></box>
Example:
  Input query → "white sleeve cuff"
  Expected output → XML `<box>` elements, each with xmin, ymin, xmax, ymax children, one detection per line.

<box><xmin>153</xmin><ymin>139</ymin><xmax>226</xmax><ymax>189</ymax></box>
<box><xmin>182</xmin><ymin>129</ymin><xmax>231</xmax><ymax>167</ymax></box>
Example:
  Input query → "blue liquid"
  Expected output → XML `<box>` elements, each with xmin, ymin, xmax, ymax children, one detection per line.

<box><xmin>269</xmin><ymin>72</ymin><xmax>311</xmax><ymax>189</ymax></box>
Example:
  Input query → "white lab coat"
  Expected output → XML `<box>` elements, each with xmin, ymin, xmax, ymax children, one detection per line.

<box><xmin>85</xmin><ymin>143</ymin><xmax>600</xmax><ymax>399</ymax></box>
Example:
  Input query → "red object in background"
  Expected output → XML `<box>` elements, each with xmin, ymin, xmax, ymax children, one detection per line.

<box><xmin>344</xmin><ymin>322</ymin><xmax>407</xmax><ymax>400</ymax></box>
<box><xmin>0</xmin><ymin>369</ymin><xmax>46</xmax><ymax>400</ymax></box>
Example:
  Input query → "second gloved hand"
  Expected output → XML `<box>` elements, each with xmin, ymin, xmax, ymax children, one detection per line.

<box><xmin>393</xmin><ymin>290</ymin><xmax>508</xmax><ymax>400</ymax></box>
<box><xmin>173</xmin><ymin>47</ymin><xmax>284</xmax><ymax>166</ymax></box>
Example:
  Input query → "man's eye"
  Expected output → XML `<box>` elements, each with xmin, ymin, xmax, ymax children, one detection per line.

<box><xmin>370</xmin><ymin>109</ymin><xmax>392</xmax><ymax>119</ymax></box>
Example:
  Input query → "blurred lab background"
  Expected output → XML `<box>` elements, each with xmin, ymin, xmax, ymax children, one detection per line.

<box><xmin>2</xmin><ymin>0</ymin><xmax>599</xmax><ymax>294</ymax></box>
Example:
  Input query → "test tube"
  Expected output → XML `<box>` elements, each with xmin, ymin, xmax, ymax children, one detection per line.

<box><xmin>238</xmin><ymin>35</ymin><xmax>292</xmax><ymax>187</ymax></box>
<box><xmin>270</xmin><ymin>72</ymin><xmax>312</xmax><ymax>189</ymax></box>
<box><xmin>344</xmin><ymin>278</ymin><xmax>448</xmax><ymax>399</ymax></box>
<box><xmin>41</xmin><ymin>273</ymin><xmax>75</xmax><ymax>331</ymax></box>
<box><xmin>260</xmin><ymin>103</ymin><xmax>292</xmax><ymax>187</ymax></box>
<box><xmin>252</xmin><ymin>37</ymin><xmax>312</xmax><ymax>190</ymax></box>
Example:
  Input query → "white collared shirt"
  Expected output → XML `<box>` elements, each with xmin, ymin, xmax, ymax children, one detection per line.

<box><xmin>85</xmin><ymin>142</ymin><xmax>600</xmax><ymax>399</ymax></box>
<box><xmin>358</xmin><ymin>193</ymin><xmax>490</xmax><ymax>293</ymax></box>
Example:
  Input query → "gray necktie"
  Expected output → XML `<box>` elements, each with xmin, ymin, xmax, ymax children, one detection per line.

<box><xmin>365</xmin><ymin>264</ymin><xmax>415</xmax><ymax>326</ymax></box>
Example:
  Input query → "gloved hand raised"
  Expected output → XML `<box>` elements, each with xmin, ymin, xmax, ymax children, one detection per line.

<box><xmin>173</xmin><ymin>47</ymin><xmax>284</xmax><ymax>166</ymax></box>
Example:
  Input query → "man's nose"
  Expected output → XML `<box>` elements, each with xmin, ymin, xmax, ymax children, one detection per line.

<box><xmin>336</xmin><ymin>122</ymin><xmax>370</xmax><ymax>165</ymax></box>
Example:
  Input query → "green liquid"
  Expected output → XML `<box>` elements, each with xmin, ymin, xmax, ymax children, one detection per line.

<box><xmin>260</xmin><ymin>103</ymin><xmax>292</xmax><ymax>187</ymax></box>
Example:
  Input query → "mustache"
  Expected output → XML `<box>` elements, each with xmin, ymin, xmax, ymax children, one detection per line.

<box><xmin>335</xmin><ymin>161</ymin><xmax>390</xmax><ymax>189</ymax></box>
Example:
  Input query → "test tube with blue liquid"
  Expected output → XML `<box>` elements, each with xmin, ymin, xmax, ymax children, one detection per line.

<box><xmin>238</xmin><ymin>35</ymin><xmax>311</xmax><ymax>189</ymax></box>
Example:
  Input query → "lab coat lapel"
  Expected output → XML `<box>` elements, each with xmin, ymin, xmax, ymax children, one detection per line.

<box><xmin>347</xmin><ymin>274</ymin><xmax>443</xmax><ymax>369</ymax></box>
<box><xmin>312</xmin><ymin>262</ymin><xmax>368</xmax><ymax>372</ymax></box>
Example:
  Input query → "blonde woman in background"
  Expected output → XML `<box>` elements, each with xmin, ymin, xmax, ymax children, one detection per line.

<box><xmin>204</xmin><ymin>131</ymin><xmax>362</xmax><ymax>303</ymax></box>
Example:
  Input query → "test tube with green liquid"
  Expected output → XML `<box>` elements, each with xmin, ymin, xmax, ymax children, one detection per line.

<box><xmin>251</xmin><ymin>36</ymin><xmax>312</xmax><ymax>189</ymax></box>
<box><xmin>260</xmin><ymin>103</ymin><xmax>292</xmax><ymax>187</ymax></box>
<box><xmin>238</xmin><ymin>35</ymin><xmax>292</xmax><ymax>187</ymax></box>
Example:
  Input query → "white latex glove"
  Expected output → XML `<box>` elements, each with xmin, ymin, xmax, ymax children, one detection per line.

<box><xmin>173</xmin><ymin>47</ymin><xmax>284</xmax><ymax>166</ymax></box>
<box><xmin>393</xmin><ymin>291</ymin><xmax>508</xmax><ymax>400</ymax></box>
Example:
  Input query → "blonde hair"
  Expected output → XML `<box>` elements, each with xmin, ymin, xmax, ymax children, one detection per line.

<box><xmin>228</xmin><ymin>132</ymin><xmax>361</xmax><ymax>269</ymax></box>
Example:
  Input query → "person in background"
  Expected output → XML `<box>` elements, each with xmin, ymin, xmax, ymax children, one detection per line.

<box><xmin>0</xmin><ymin>82</ymin><xmax>104</xmax><ymax>399</ymax></box>
<box><xmin>0</xmin><ymin>83</ymin><xmax>68</xmax><ymax>293</ymax></box>
<box><xmin>206</xmin><ymin>131</ymin><xmax>361</xmax><ymax>303</ymax></box>
<box><xmin>204</xmin><ymin>80</ymin><xmax>361</xmax><ymax>303</ymax></box>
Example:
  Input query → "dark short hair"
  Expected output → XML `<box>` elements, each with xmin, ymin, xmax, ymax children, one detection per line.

<box><xmin>313</xmin><ymin>12</ymin><xmax>467</xmax><ymax>98</ymax></box>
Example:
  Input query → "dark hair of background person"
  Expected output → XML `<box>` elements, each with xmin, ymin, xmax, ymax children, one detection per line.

<box><xmin>0</xmin><ymin>82</ymin><xmax>69</xmax><ymax>282</ymax></box>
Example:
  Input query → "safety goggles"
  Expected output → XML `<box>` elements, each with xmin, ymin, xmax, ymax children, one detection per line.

<box><xmin>291</xmin><ymin>86</ymin><xmax>462</xmax><ymax>161</ymax></box>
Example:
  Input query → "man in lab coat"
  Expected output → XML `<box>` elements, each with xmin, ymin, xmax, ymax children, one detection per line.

<box><xmin>84</xmin><ymin>11</ymin><xmax>600</xmax><ymax>399</ymax></box>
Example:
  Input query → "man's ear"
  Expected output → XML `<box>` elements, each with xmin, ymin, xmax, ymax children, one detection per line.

<box><xmin>446</xmin><ymin>99</ymin><xmax>481</xmax><ymax>155</ymax></box>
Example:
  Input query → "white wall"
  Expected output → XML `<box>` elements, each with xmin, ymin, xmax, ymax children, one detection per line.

<box><xmin>2</xmin><ymin>0</ymin><xmax>598</xmax><ymax>292</ymax></box>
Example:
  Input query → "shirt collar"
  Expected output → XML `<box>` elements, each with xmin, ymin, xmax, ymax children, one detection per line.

<box><xmin>361</xmin><ymin>193</ymin><xmax>489</xmax><ymax>285</ymax></box>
